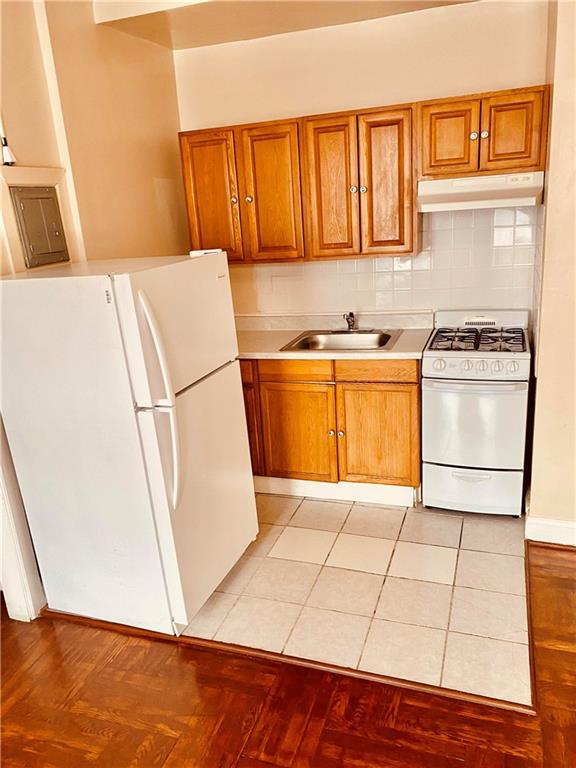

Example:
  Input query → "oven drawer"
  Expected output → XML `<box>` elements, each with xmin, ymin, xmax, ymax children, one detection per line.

<box><xmin>423</xmin><ymin>463</ymin><xmax>524</xmax><ymax>516</ymax></box>
<box><xmin>422</xmin><ymin>378</ymin><xmax>528</xmax><ymax>470</ymax></box>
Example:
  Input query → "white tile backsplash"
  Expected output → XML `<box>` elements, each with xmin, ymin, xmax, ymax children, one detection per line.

<box><xmin>229</xmin><ymin>208</ymin><xmax>540</xmax><ymax>316</ymax></box>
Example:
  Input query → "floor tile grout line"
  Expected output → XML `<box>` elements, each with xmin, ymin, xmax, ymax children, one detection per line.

<box><xmin>278</xmin><ymin>494</ymin><xmax>347</xmax><ymax>654</ymax></box>
<box><xmin>439</xmin><ymin>516</ymin><xmax>464</xmax><ymax>686</ymax></box>
<box><xmin>355</xmin><ymin>508</ymin><xmax>408</xmax><ymax>671</ymax></box>
<box><xmin>216</xmin><ymin>583</ymin><xmax>529</xmax><ymax>640</ymax></box>
<box><xmin>280</xmin><ymin>557</ymin><xmax>327</xmax><ymax>655</ymax></box>
<box><xmin>207</xmin><ymin>588</ymin><xmax>526</xmax><ymax>642</ymax></box>
<box><xmin>204</xmin><ymin>592</ymin><xmax>240</xmax><ymax>641</ymax></box>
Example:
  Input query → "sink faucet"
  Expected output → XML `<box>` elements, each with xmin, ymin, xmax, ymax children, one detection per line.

<box><xmin>343</xmin><ymin>312</ymin><xmax>356</xmax><ymax>331</ymax></box>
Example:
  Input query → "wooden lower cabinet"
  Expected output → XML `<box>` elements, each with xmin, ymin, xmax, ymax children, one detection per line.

<box><xmin>259</xmin><ymin>381</ymin><xmax>338</xmax><ymax>482</ymax></box>
<box><xmin>336</xmin><ymin>382</ymin><xmax>420</xmax><ymax>486</ymax></box>
<box><xmin>251</xmin><ymin>359</ymin><xmax>420</xmax><ymax>487</ymax></box>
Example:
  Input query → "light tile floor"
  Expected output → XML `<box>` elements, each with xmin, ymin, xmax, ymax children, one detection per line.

<box><xmin>184</xmin><ymin>494</ymin><xmax>531</xmax><ymax>705</ymax></box>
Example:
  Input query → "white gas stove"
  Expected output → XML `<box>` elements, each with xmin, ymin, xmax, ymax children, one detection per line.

<box><xmin>421</xmin><ymin>310</ymin><xmax>531</xmax><ymax>517</ymax></box>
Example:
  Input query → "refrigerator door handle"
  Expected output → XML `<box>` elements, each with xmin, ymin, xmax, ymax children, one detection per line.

<box><xmin>138</xmin><ymin>289</ymin><xmax>175</xmax><ymax>407</ymax></box>
<box><xmin>168</xmin><ymin>407</ymin><xmax>182</xmax><ymax>510</ymax></box>
<box><xmin>156</xmin><ymin>405</ymin><xmax>182</xmax><ymax>510</ymax></box>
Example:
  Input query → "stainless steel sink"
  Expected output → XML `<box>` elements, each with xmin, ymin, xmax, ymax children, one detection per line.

<box><xmin>281</xmin><ymin>329</ymin><xmax>401</xmax><ymax>352</ymax></box>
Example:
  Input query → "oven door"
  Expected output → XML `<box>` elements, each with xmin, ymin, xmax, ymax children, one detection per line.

<box><xmin>422</xmin><ymin>378</ymin><xmax>529</xmax><ymax>470</ymax></box>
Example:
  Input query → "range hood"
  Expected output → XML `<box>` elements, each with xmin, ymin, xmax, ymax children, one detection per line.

<box><xmin>417</xmin><ymin>172</ymin><xmax>544</xmax><ymax>212</ymax></box>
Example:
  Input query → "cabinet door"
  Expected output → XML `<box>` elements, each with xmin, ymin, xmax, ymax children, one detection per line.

<box><xmin>303</xmin><ymin>115</ymin><xmax>360</xmax><ymax>258</ymax></box>
<box><xmin>240</xmin><ymin>361</ymin><xmax>265</xmax><ymax>476</ymax></box>
<box><xmin>260</xmin><ymin>382</ymin><xmax>337</xmax><ymax>482</ymax></box>
<box><xmin>479</xmin><ymin>88</ymin><xmax>547</xmax><ymax>171</ymax></box>
<box><xmin>242</xmin><ymin>384</ymin><xmax>265</xmax><ymax>476</ymax></box>
<box><xmin>358</xmin><ymin>108</ymin><xmax>415</xmax><ymax>255</ymax></box>
<box><xmin>420</xmin><ymin>99</ymin><xmax>481</xmax><ymax>176</ymax></box>
<box><xmin>336</xmin><ymin>383</ymin><xmax>420</xmax><ymax>486</ymax></box>
<box><xmin>179</xmin><ymin>130</ymin><xmax>244</xmax><ymax>262</ymax></box>
<box><xmin>237</xmin><ymin>121</ymin><xmax>304</xmax><ymax>261</ymax></box>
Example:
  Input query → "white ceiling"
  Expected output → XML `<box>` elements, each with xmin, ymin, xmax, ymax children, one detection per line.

<box><xmin>97</xmin><ymin>0</ymin><xmax>474</xmax><ymax>50</ymax></box>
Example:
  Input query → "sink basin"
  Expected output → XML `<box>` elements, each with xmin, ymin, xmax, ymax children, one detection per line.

<box><xmin>281</xmin><ymin>329</ymin><xmax>401</xmax><ymax>352</ymax></box>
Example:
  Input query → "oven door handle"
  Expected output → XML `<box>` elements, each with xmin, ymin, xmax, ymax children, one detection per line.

<box><xmin>422</xmin><ymin>380</ymin><xmax>528</xmax><ymax>395</ymax></box>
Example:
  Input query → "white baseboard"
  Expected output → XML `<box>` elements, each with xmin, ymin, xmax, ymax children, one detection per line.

<box><xmin>525</xmin><ymin>517</ymin><xmax>576</xmax><ymax>546</ymax></box>
<box><xmin>253</xmin><ymin>476</ymin><xmax>416</xmax><ymax>507</ymax></box>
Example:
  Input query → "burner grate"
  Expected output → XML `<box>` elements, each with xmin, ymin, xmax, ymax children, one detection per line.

<box><xmin>429</xmin><ymin>326</ymin><xmax>526</xmax><ymax>352</ymax></box>
<box><xmin>429</xmin><ymin>327</ymin><xmax>479</xmax><ymax>351</ymax></box>
<box><xmin>478</xmin><ymin>327</ymin><xmax>526</xmax><ymax>352</ymax></box>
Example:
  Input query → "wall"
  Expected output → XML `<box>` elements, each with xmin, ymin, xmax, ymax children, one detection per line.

<box><xmin>0</xmin><ymin>1</ymin><xmax>59</xmax><ymax>167</ymax></box>
<box><xmin>528</xmin><ymin>0</ymin><xmax>575</xmax><ymax>536</ymax></box>
<box><xmin>230</xmin><ymin>208</ymin><xmax>539</xmax><ymax>316</ymax></box>
<box><xmin>0</xmin><ymin>0</ymin><xmax>82</xmax><ymax>275</ymax></box>
<box><xmin>174</xmin><ymin>1</ymin><xmax>548</xmax><ymax>129</ymax></box>
<box><xmin>1</xmin><ymin>1</ymin><xmax>189</xmax><ymax>269</ymax></box>
<box><xmin>43</xmin><ymin>1</ymin><xmax>188</xmax><ymax>261</ymax></box>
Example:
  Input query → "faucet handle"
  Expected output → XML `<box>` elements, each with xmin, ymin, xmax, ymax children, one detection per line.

<box><xmin>343</xmin><ymin>311</ymin><xmax>355</xmax><ymax>330</ymax></box>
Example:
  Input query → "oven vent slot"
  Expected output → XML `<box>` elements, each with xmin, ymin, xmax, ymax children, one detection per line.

<box><xmin>463</xmin><ymin>319</ymin><xmax>497</xmax><ymax>326</ymax></box>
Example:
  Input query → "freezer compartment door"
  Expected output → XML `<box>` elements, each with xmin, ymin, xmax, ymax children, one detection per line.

<box><xmin>422</xmin><ymin>379</ymin><xmax>529</xmax><ymax>470</ymax></box>
<box><xmin>140</xmin><ymin>361</ymin><xmax>258</xmax><ymax>629</ymax></box>
<box><xmin>114</xmin><ymin>252</ymin><xmax>238</xmax><ymax>408</ymax></box>
<box><xmin>423</xmin><ymin>463</ymin><xmax>524</xmax><ymax>516</ymax></box>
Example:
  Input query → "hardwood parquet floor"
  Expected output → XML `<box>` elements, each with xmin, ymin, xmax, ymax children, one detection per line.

<box><xmin>1</xmin><ymin>541</ymin><xmax>574</xmax><ymax>767</ymax></box>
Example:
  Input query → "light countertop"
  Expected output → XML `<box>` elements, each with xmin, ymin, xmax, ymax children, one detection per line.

<box><xmin>236</xmin><ymin>328</ymin><xmax>432</xmax><ymax>360</ymax></box>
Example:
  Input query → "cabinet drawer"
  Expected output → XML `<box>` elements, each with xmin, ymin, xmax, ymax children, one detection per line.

<box><xmin>258</xmin><ymin>359</ymin><xmax>334</xmax><ymax>383</ymax></box>
<box><xmin>334</xmin><ymin>359</ymin><xmax>419</xmax><ymax>383</ymax></box>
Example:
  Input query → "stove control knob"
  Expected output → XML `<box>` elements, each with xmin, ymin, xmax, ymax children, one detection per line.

<box><xmin>492</xmin><ymin>361</ymin><xmax>504</xmax><ymax>373</ymax></box>
<box><xmin>507</xmin><ymin>361</ymin><xmax>520</xmax><ymax>373</ymax></box>
<box><xmin>477</xmin><ymin>360</ymin><xmax>488</xmax><ymax>372</ymax></box>
<box><xmin>433</xmin><ymin>359</ymin><xmax>446</xmax><ymax>371</ymax></box>
<box><xmin>461</xmin><ymin>360</ymin><xmax>474</xmax><ymax>371</ymax></box>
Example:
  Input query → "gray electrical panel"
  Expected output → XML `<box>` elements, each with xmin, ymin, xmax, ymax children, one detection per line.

<box><xmin>10</xmin><ymin>186</ymin><xmax>70</xmax><ymax>268</ymax></box>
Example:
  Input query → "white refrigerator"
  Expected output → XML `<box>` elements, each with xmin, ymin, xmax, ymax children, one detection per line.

<box><xmin>0</xmin><ymin>252</ymin><xmax>258</xmax><ymax>634</ymax></box>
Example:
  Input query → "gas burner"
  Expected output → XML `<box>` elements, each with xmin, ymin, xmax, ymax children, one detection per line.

<box><xmin>478</xmin><ymin>327</ymin><xmax>526</xmax><ymax>353</ymax></box>
<box><xmin>429</xmin><ymin>326</ymin><xmax>527</xmax><ymax>353</ymax></box>
<box><xmin>429</xmin><ymin>327</ymin><xmax>478</xmax><ymax>351</ymax></box>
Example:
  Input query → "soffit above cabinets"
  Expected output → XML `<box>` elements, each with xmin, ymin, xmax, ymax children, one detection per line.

<box><xmin>94</xmin><ymin>0</ymin><xmax>474</xmax><ymax>50</ymax></box>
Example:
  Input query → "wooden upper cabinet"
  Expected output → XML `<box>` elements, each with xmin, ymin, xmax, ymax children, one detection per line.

<box><xmin>236</xmin><ymin>121</ymin><xmax>304</xmax><ymax>261</ymax></box>
<box><xmin>179</xmin><ymin>130</ymin><xmax>244</xmax><ymax>262</ymax></box>
<box><xmin>479</xmin><ymin>88</ymin><xmax>547</xmax><ymax>171</ymax></box>
<box><xmin>336</xmin><ymin>382</ymin><xmax>420</xmax><ymax>486</ymax></box>
<box><xmin>303</xmin><ymin>115</ymin><xmax>360</xmax><ymax>259</ymax></box>
<box><xmin>420</xmin><ymin>99</ymin><xmax>481</xmax><ymax>176</ymax></box>
<box><xmin>420</xmin><ymin>87</ymin><xmax>549</xmax><ymax>177</ymax></box>
<box><xmin>259</xmin><ymin>381</ymin><xmax>338</xmax><ymax>482</ymax></box>
<box><xmin>358</xmin><ymin>108</ymin><xmax>415</xmax><ymax>255</ymax></box>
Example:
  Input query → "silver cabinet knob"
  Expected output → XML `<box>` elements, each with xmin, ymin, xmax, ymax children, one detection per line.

<box><xmin>469</xmin><ymin>132</ymin><xmax>479</xmax><ymax>140</ymax></box>
<box><xmin>328</xmin><ymin>429</ymin><xmax>335</xmax><ymax>437</ymax></box>
<box><xmin>480</xmin><ymin>130</ymin><xmax>489</xmax><ymax>139</ymax></box>
<box><xmin>337</xmin><ymin>430</ymin><xmax>345</xmax><ymax>438</ymax></box>
<box><xmin>359</xmin><ymin>186</ymin><xmax>368</xmax><ymax>194</ymax></box>
<box><xmin>245</xmin><ymin>195</ymin><xmax>254</xmax><ymax>203</ymax></box>
<box><xmin>349</xmin><ymin>185</ymin><xmax>358</xmax><ymax>194</ymax></box>
<box><xmin>230</xmin><ymin>196</ymin><xmax>238</xmax><ymax>205</ymax></box>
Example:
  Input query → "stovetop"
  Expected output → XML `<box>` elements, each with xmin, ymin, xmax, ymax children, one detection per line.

<box><xmin>422</xmin><ymin>310</ymin><xmax>531</xmax><ymax>381</ymax></box>
<box><xmin>429</xmin><ymin>326</ymin><xmax>527</xmax><ymax>353</ymax></box>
